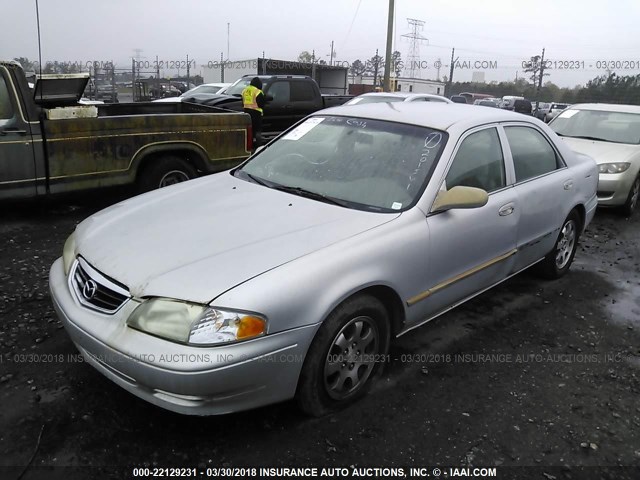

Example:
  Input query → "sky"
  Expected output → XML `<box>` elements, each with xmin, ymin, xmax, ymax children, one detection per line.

<box><xmin>2</xmin><ymin>0</ymin><xmax>640</xmax><ymax>88</ymax></box>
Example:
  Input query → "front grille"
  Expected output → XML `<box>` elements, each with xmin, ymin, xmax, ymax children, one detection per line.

<box><xmin>70</xmin><ymin>258</ymin><xmax>130</xmax><ymax>314</ymax></box>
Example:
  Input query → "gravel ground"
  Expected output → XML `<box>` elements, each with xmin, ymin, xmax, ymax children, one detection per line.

<box><xmin>0</xmin><ymin>191</ymin><xmax>639</xmax><ymax>480</ymax></box>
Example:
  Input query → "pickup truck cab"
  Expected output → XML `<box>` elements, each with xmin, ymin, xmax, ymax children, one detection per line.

<box><xmin>199</xmin><ymin>75</ymin><xmax>352</xmax><ymax>140</ymax></box>
<box><xmin>0</xmin><ymin>61</ymin><xmax>251</xmax><ymax>200</ymax></box>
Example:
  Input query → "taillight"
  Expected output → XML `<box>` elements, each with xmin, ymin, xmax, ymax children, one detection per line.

<box><xmin>246</xmin><ymin>125</ymin><xmax>253</xmax><ymax>152</ymax></box>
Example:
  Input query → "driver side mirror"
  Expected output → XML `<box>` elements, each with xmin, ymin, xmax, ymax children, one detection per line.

<box><xmin>431</xmin><ymin>186</ymin><xmax>488</xmax><ymax>213</ymax></box>
<box><xmin>264</xmin><ymin>94</ymin><xmax>274</xmax><ymax>102</ymax></box>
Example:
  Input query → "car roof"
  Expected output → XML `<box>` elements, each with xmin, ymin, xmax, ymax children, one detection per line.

<box><xmin>568</xmin><ymin>103</ymin><xmax>640</xmax><ymax>114</ymax></box>
<box><xmin>358</xmin><ymin>92</ymin><xmax>444</xmax><ymax>99</ymax></box>
<box><xmin>321</xmin><ymin>102</ymin><xmax>535</xmax><ymax>131</ymax></box>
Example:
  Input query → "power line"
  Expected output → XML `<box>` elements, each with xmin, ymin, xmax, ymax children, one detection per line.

<box><xmin>342</xmin><ymin>0</ymin><xmax>363</xmax><ymax>47</ymax></box>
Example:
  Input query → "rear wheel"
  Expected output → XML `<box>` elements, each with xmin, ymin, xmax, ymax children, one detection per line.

<box><xmin>138</xmin><ymin>155</ymin><xmax>197</xmax><ymax>193</ymax></box>
<box><xmin>621</xmin><ymin>174</ymin><xmax>640</xmax><ymax>217</ymax></box>
<box><xmin>534</xmin><ymin>210</ymin><xmax>580</xmax><ymax>279</ymax></box>
<box><xmin>296</xmin><ymin>294</ymin><xmax>390</xmax><ymax>417</ymax></box>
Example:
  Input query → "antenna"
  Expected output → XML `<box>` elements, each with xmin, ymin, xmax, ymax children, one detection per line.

<box><xmin>402</xmin><ymin>18</ymin><xmax>428</xmax><ymax>79</ymax></box>
<box><xmin>35</xmin><ymin>0</ymin><xmax>43</xmax><ymax>101</ymax></box>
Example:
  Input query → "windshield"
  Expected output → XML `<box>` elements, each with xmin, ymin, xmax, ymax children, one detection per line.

<box><xmin>348</xmin><ymin>96</ymin><xmax>405</xmax><ymax>105</ymax></box>
<box><xmin>550</xmin><ymin>109</ymin><xmax>640</xmax><ymax>144</ymax></box>
<box><xmin>237</xmin><ymin>115</ymin><xmax>448</xmax><ymax>212</ymax></box>
<box><xmin>185</xmin><ymin>85</ymin><xmax>223</xmax><ymax>95</ymax></box>
<box><xmin>224</xmin><ymin>78</ymin><xmax>253</xmax><ymax>96</ymax></box>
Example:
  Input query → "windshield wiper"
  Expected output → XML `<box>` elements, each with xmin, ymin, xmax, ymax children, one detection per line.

<box><xmin>235</xmin><ymin>169</ymin><xmax>271</xmax><ymax>187</ymax></box>
<box><xmin>272</xmin><ymin>185</ymin><xmax>350</xmax><ymax>207</ymax></box>
<box><xmin>559</xmin><ymin>134</ymin><xmax>611</xmax><ymax>142</ymax></box>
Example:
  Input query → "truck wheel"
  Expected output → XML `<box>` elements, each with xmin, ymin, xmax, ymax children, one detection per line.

<box><xmin>621</xmin><ymin>174</ymin><xmax>640</xmax><ymax>217</ymax></box>
<box><xmin>534</xmin><ymin>210</ymin><xmax>580</xmax><ymax>279</ymax></box>
<box><xmin>138</xmin><ymin>156</ymin><xmax>197</xmax><ymax>192</ymax></box>
<box><xmin>296</xmin><ymin>294</ymin><xmax>390</xmax><ymax>417</ymax></box>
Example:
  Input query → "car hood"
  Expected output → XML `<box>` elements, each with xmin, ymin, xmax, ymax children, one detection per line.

<box><xmin>560</xmin><ymin>137</ymin><xmax>640</xmax><ymax>165</ymax></box>
<box><xmin>74</xmin><ymin>173</ymin><xmax>399</xmax><ymax>304</ymax></box>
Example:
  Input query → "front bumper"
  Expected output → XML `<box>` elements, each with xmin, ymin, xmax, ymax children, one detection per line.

<box><xmin>597</xmin><ymin>171</ymin><xmax>636</xmax><ymax>206</ymax></box>
<box><xmin>49</xmin><ymin>257</ymin><xmax>319</xmax><ymax>415</ymax></box>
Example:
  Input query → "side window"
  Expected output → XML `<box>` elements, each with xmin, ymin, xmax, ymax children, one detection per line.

<box><xmin>290</xmin><ymin>81</ymin><xmax>315</xmax><ymax>102</ymax></box>
<box><xmin>0</xmin><ymin>73</ymin><xmax>14</xmax><ymax>121</ymax></box>
<box><xmin>444</xmin><ymin>127</ymin><xmax>506</xmax><ymax>193</ymax></box>
<box><xmin>505</xmin><ymin>126</ymin><xmax>560</xmax><ymax>182</ymax></box>
<box><xmin>267</xmin><ymin>81</ymin><xmax>290</xmax><ymax>103</ymax></box>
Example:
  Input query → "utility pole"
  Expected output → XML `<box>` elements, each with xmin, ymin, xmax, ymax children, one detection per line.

<box><xmin>383</xmin><ymin>0</ymin><xmax>395</xmax><ymax>92</ymax></box>
<box><xmin>220</xmin><ymin>52</ymin><xmax>224</xmax><ymax>82</ymax></box>
<box><xmin>330</xmin><ymin>41</ymin><xmax>335</xmax><ymax>66</ymax></box>
<box><xmin>535</xmin><ymin>47</ymin><xmax>546</xmax><ymax>111</ymax></box>
<box><xmin>312</xmin><ymin>50</ymin><xmax>316</xmax><ymax>80</ymax></box>
<box><xmin>186</xmin><ymin>54</ymin><xmax>190</xmax><ymax>87</ymax></box>
<box><xmin>227</xmin><ymin>23</ymin><xmax>230</xmax><ymax>60</ymax></box>
<box><xmin>447</xmin><ymin>48</ymin><xmax>456</xmax><ymax>97</ymax></box>
<box><xmin>373</xmin><ymin>48</ymin><xmax>380</xmax><ymax>88</ymax></box>
<box><xmin>436</xmin><ymin>57</ymin><xmax>442</xmax><ymax>81</ymax></box>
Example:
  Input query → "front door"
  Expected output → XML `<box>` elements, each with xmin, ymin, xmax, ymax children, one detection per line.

<box><xmin>408</xmin><ymin>126</ymin><xmax>519</xmax><ymax>323</ymax></box>
<box><xmin>0</xmin><ymin>66</ymin><xmax>36</xmax><ymax>199</ymax></box>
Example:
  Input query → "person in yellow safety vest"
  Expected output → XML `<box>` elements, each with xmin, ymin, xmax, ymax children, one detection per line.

<box><xmin>242</xmin><ymin>77</ymin><xmax>266</xmax><ymax>148</ymax></box>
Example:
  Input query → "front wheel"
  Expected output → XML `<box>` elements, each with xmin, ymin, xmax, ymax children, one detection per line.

<box><xmin>296</xmin><ymin>294</ymin><xmax>390</xmax><ymax>416</ymax></box>
<box><xmin>621</xmin><ymin>174</ymin><xmax>640</xmax><ymax>217</ymax></box>
<box><xmin>534</xmin><ymin>210</ymin><xmax>580</xmax><ymax>279</ymax></box>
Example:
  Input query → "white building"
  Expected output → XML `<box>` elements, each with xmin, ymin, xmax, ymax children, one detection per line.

<box><xmin>350</xmin><ymin>75</ymin><xmax>446</xmax><ymax>96</ymax></box>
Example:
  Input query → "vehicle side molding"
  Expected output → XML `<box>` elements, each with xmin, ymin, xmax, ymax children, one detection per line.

<box><xmin>431</xmin><ymin>186</ymin><xmax>489</xmax><ymax>213</ymax></box>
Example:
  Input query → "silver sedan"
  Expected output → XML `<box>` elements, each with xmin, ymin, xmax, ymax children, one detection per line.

<box><xmin>549</xmin><ymin>103</ymin><xmax>640</xmax><ymax>216</ymax></box>
<box><xmin>50</xmin><ymin>103</ymin><xmax>598</xmax><ymax>416</ymax></box>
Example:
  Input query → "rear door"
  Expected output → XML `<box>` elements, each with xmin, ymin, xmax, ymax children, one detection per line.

<box><xmin>501</xmin><ymin>124</ymin><xmax>573</xmax><ymax>270</ymax></box>
<box><xmin>0</xmin><ymin>66</ymin><xmax>37</xmax><ymax>199</ymax></box>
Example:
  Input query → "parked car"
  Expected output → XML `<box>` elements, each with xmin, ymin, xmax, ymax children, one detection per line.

<box><xmin>450</xmin><ymin>95</ymin><xmax>468</xmax><ymax>104</ymax></box>
<box><xmin>545</xmin><ymin>103</ymin><xmax>569</xmax><ymax>123</ymax></box>
<box><xmin>51</xmin><ymin>102</ymin><xmax>597</xmax><ymax>416</ymax></box>
<box><xmin>345</xmin><ymin>92</ymin><xmax>452</xmax><ymax>105</ymax></box>
<box><xmin>201</xmin><ymin>75</ymin><xmax>353</xmax><ymax>141</ymax></box>
<box><xmin>534</xmin><ymin>102</ymin><xmax>551</xmax><ymax>120</ymax></box>
<box><xmin>549</xmin><ymin>103</ymin><xmax>640</xmax><ymax>215</ymax></box>
<box><xmin>475</xmin><ymin>99</ymin><xmax>500</xmax><ymax>108</ymax></box>
<box><xmin>154</xmin><ymin>83</ymin><xmax>232</xmax><ymax>103</ymax></box>
<box><xmin>500</xmin><ymin>96</ymin><xmax>524</xmax><ymax>110</ymax></box>
<box><xmin>513</xmin><ymin>99</ymin><xmax>533</xmax><ymax>115</ymax></box>
<box><xmin>84</xmin><ymin>79</ymin><xmax>118</xmax><ymax>103</ymax></box>
<box><xmin>0</xmin><ymin>61</ymin><xmax>251</xmax><ymax>200</ymax></box>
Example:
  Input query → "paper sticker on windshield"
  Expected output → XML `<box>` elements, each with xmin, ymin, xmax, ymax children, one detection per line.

<box><xmin>558</xmin><ymin>110</ymin><xmax>578</xmax><ymax>119</ymax></box>
<box><xmin>391</xmin><ymin>202</ymin><xmax>403</xmax><ymax>210</ymax></box>
<box><xmin>283</xmin><ymin>117</ymin><xmax>325</xmax><ymax>140</ymax></box>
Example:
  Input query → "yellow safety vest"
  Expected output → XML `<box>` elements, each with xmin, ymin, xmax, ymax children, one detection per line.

<box><xmin>242</xmin><ymin>85</ymin><xmax>263</xmax><ymax>114</ymax></box>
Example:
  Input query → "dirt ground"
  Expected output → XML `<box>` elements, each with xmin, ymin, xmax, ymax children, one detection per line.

<box><xmin>0</xmin><ymin>191</ymin><xmax>639</xmax><ymax>480</ymax></box>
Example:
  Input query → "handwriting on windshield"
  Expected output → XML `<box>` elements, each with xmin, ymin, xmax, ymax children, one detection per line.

<box><xmin>407</xmin><ymin>132</ymin><xmax>443</xmax><ymax>190</ymax></box>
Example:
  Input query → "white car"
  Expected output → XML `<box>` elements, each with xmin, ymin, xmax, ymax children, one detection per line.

<box><xmin>345</xmin><ymin>92</ymin><xmax>452</xmax><ymax>106</ymax></box>
<box><xmin>153</xmin><ymin>83</ymin><xmax>231</xmax><ymax>103</ymax></box>
<box><xmin>550</xmin><ymin>103</ymin><xmax>640</xmax><ymax>215</ymax></box>
<box><xmin>50</xmin><ymin>103</ymin><xmax>597</xmax><ymax>416</ymax></box>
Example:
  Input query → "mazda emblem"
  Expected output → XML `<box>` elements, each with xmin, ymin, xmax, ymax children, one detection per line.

<box><xmin>83</xmin><ymin>279</ymin><xmax>98</xmax><ymax>300</ymax></box>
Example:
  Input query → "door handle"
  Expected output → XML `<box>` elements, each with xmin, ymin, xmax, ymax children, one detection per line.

<box><xmin>498</xmin><ymin>204</ymin><xmax>514</xmax><ymax>216</ymax></box>
<box><xmin>564</xmin><ymin>180</ymin><xmax>573</xmax><ymax>190</ymax></box>
<box><xmin>0</xmin><ymin>128</ymin><xmax>28</xmax><ymax>136</ymax></box>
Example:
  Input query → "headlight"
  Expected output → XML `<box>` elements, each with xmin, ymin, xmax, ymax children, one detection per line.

<box><xmin>599</xmin><ymin>163</ymin><xmax>630</xmax><ymax>174</ymax></box>
<box><xmin>126</xmin><ymin>298</ymin><xmax>267</xmax><ymax>346</ymax></box>
<box><xmin>63</xmin><ymin>232</ymin><xmax>77</xmax><ymax>276</ymax></box>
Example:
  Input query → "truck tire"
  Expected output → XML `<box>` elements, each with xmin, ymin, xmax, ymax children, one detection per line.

<box><xmin>138</xmin><ymin>155</ymin><xmax>197</xmax><ymax>193</ymax></box>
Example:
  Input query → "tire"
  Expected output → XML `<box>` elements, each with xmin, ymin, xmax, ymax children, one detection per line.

<box><xmin>621</xmin><ymin>174</ymin><xmax>640</xmax><ymax>217</ymax></box>
<box><xmin>137</xmin><ymin>155</ymin><xmax>197</xmax><ymax>193</ymax></box>
<box><xmin>534</xmin><ymin>210</ymin><xmax>580</xmax><ymax>279</ymax></box>
<box><xmin>296</xmin><ymin>294</ymin><xmax>391</xmax><ymax>417</ymax></box>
